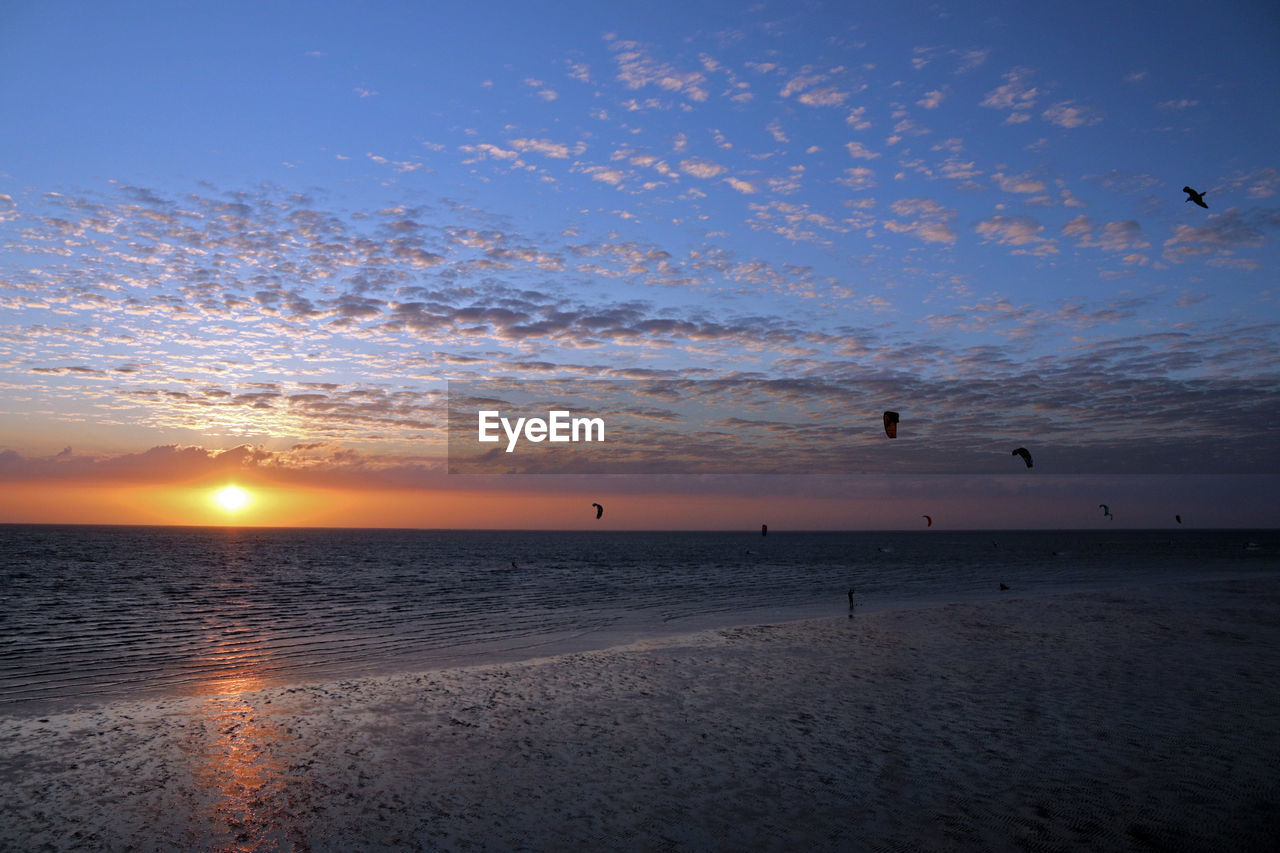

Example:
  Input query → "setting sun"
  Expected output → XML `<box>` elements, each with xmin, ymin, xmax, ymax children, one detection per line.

<box><xmin>212</xmin><ymin>485</ymin><xmax>251</xmax><ymax>514</ymax></box>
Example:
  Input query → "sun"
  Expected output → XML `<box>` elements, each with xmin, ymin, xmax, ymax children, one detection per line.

<box><xmin>212</xmin><ymin>485</ymin><xmax>252</xmax><ymax>514</ymax></box>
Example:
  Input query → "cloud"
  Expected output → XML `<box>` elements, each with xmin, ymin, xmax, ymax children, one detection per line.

<box><xmin>1225</xmin><ymin>168</ymin><xmax>1280</xmax><ymax>199</ymax></box>
<box><xmin>679</xmin><ymin>158</ymin><xmax>727</xmax><ymax>179</ymax></box>
<box><xmin>508</xmin><ymin>138</ymin><xmax>584</xmax><ymax>159</ymax></box>
<box><xmin>1162</xmin><ymin>211</ymin><xmax>1268</xmax><ymax>263</ymax></box>
<box><xmin>992</xmin><ymin>172</ymin><xmax>1046</xmax><ymax>194</ymax></box>
<box><xmin>845</xmin><ymin>107</ymin><xmax>871</xmax><ymax>131</ymax></box>
<box><xmin>780</xmin><ymin>72</ymin><xmax>850</xmax><ymax>108</ymax></box>
<box><xmin>980</xmin><ymin>67</ymin><xmax>1039</xmax><ymax>116</ymax></box>
<box><xmin>883</xmin><ymin>198</ymin><xmax>957</xmax><ymax>244</ymax></box>
<box><xmin>0</xmin><ymin>443</ymin><xmax>456</xmax><ymax>489</ymax></box>
<box><xmin>523</xmin><ymin>77</ymin><xmax>558</xmax><ymax>101</ymax></box>
<box><xmin>797</xmin><ymin>86</ymin><xmax>849</xmax><ymax>107</ymax></box>
<box><xmin>845</xmin><ymin>141</ymin><xmax>880</xmax><ymax>160</ymax></box>
<box><xmin>975</xmin><ymin>215</ymin><xmax>1058</xmax><ymax>255</ymax></box>
<box><xmin>1063</xmin><ymin>216</ymin><xmax>1150</xmax><ymax>252</ymax></box>
<box><xmin>951</xmin><ymin>49</ymin><xmax>989</xmax><ymax>73</ymax></box>
<box><xmin>1042</xmin><ymin>100</ymin><xmax>1102</xmax><ymax>128</ymax></box>
<box><xmin>835</xmin><ymin>168</ymin><xmax>876</xmax><ymax>190</ymax></box>
<box><xmin>609</xmin><ymin>38</ymin><xmax>709</xmax><ymax>103</ymax></box>
<box><xmin>917</xmin><ymin>89</ymin><xmax>946</xmax><ymax>109</ymax></box>
<box><xmin>747</xmin><ymin>201</ymin><xmax>865</xmax><ymax>246</ymax></box>
<box><xmin>459</xmin><ymin>143</ymin><xmax>522</xmax><ymax>165</ymax></box>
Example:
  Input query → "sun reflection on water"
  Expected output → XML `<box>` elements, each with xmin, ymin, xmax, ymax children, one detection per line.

<box><xmin>177</xmin><ymin>602</ymin><xmax>302</xmax><ymax>850</ymax></box>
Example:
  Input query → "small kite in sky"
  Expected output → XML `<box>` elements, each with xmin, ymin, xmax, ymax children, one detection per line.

<box><xmin>1012</xmin><ymin>447</ymin><xmax>1033</xmax><ymax>468</ymax></box>
<box><xmin>922</xmin><ymin>514</ymin><xmax>932</xmax><ymax>527</ymax></box>
<box><xmin>883</xmin><ymin>410</ymin><xmax>899</xmax><ymax>439</ymax></box>
<box><xmin>1183</xmin><ymin>186</ymin><xmax>1208</xmax><ymax>208</ymax></box>
<box><xmin>1099</xmin><ymin>504</ymin><xmax>1113</xmax><ymax>520</ymax></box>
<box><xmin>592</xmin><ymin>502</ymin><xmax>603</xmax><ymax>519</ymax></box>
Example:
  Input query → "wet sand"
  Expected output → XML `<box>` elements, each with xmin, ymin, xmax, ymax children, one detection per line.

<box><xmin>3</xmin><ymin>576</ymin><xmax>1279</xmax><ymax>851</ymax></box>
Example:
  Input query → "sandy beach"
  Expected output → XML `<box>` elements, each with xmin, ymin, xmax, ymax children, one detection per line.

<box><xmin>3</xmin><ymin>576</ymin><xmax>1279</xmax><ymax>852</ymax></box>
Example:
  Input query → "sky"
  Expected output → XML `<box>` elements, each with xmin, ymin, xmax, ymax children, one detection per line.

<box><xmin>0</xmin><ymin>0</ymin><xmax>1277</xmax><ymax>528</ymax></box>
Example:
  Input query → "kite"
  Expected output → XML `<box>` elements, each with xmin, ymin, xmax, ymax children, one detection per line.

<box><xmin>592</xmin><ymin>502</ymin><xmax>603</xmax><ymax>519</ymax></box>
<box><xmin>883</xmin><ymin>410</ymin><xmax>899</xmax><ymax>439</ymax></box>
<box><xmin>1012</xmin><ymin>447</ymin><xmax>1033</xmax><ymax>468</ymax></box>
<box><xmin>922</xmin><ymin>514</ymin><xmax>932</xmax><ymax>527</ymax></box>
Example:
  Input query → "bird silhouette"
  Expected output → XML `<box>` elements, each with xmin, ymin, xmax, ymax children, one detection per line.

<box><xmin>1183</xmin><ymin>186</ymin><xmax>1208</xmax><ymax>208</ymax></box>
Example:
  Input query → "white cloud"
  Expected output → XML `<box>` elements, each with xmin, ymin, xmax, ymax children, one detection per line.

<box><xmin>845</xmin><ymin>141</ymin><xmax>880</xmax><ymax>160</ymax></box>
<box><xmin>1042</xmin><ymin>101</ymin><xmax>1101</xmax><ymax>128</ymax></box>
<box><xmin>680</xmin><ymin>158</ymin><xmax>727</xmax><ymax>179</ymax></box>
<box><xmin>993</xmin><ymin>172</ymin><xmax>1046</xmax><ymax>194</ymax></box>
<box><xmin>980</xmin><ymin>67</ymin><xmax>1038</xmax><ymax>115</ymax></box>
<box><xmin>917</xmin><ymin>89</ymin><xmax>946</xmax><ymax>109</ymax></box>
<box><xmin>508</xmin><ymin>138</ymin><xmax>583</xmax><ymax>159</ymax></box>
<box><xmin>975</xmin><ymin>215</ymin><xmax>1058</xmax><ymax>255</ymax></box>
<box><xmin>835</xmin><ymin>168</ymin><xmax>876</xmax><ymax>190</ymax></box>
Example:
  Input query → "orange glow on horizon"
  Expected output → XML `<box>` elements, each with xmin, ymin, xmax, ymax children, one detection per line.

<box><xmin>0</xmin><ymin>477</ymin><xmax>1219</xmax><ymax>529</ymax></box>
<box><xmin>0</xmin><ymin>478</ymin><xmax>872</xmax><ymax>529</ymax></box>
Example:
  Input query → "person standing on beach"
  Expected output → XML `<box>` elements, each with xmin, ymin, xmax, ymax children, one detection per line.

<box><xmin>848</xmin><ymin>587</ymin><xmax>855</xmax><ymax>613</ymax></box>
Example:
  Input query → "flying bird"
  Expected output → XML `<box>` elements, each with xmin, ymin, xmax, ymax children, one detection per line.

<box><xmin>922</xmin><ymin>514</ymin><xmax>932</xmax><ymax>527</ymax></box>
<box><xmin>883</xmin><ymin>410</ymin><xmax>899</xmax><ymax>439</ymax></box>
<box><xmin>592</xmin><ymin>502</ymin><xmax>603</xmax><ymax>520</ymax></box>
<box><xmin>1012</xmin><ymin>447</ymin><xmax>1033</xmax><ymax>468</ymax></box>
<box><xmin>1183</xmin><ymin>186</ymin><xmax>1208</xmax><ymax>209</ymax></box>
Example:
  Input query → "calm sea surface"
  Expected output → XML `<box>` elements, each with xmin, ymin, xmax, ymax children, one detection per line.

<box><xmin>2</xmin><ymin>525</ymin><xmax>1277</xmax><ymax>714</ymax></box>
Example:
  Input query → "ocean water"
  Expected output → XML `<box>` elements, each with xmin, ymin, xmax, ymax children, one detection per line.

<box><xmin>1</xmin><ymin>524</ymin><xmax>1277</xmax><ymax>715</ymax></box>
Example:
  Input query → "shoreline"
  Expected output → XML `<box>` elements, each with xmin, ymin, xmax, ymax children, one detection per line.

<box><xmin>11</xmin><ymin>566</ymin><xmax>1278</xmax><ymax>722</ymax></box>
<box><xmin>4</xmin><ymin>575</ymin><xmax>1280</xmax><ymax>850</ymax></box>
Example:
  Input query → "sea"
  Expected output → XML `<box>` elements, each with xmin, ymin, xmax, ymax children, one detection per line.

<box><xmin>2</xmin><ymin>525</ymin><xmax>1277</xmax><ymax>715</ymax></box>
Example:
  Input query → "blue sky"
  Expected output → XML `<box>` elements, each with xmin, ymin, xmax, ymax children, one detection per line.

<box><xmin>0</xmin><ymin>0</ymin><xmax>1276</xmax><ymax>526</ymax></box>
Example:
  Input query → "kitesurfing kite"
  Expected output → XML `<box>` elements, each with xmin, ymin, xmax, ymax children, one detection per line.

<box><xmin>592</xmin><ymin>502</ymin><xmax>603</xmax><ymax>520</ymax></box>
<box><xmin>1012</xmin><ymin>447</ymin><xmax>1033</xmax><ymax>468</ymax></box>
<box><xmin>1176</xmin><ymin>514</ymin><xmax>1183</xmax><ymax>524</ymax></box>
<box><xmin>1183</xmin><ymin>186</ymin><xmax>1208</xmax><ymax>209</ymax></box>
<box><xmin>761</xmin><ymin>523</ymin><xmax>768</xmax><ymax>537</ymax></box>
<box><xmin>1099</xmin><ymin>504</ymin><xmax>1113</xmax><ymax>520</ymax></box>
<box><xmin>883</xmin><ymin>411</ymin><xmax>899</xmax><ymax>439</ymax></box>
<box><xmin>922</xmin><ymin>514</ymin><xmax>932</xmax><ymax>527</ymax></box>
